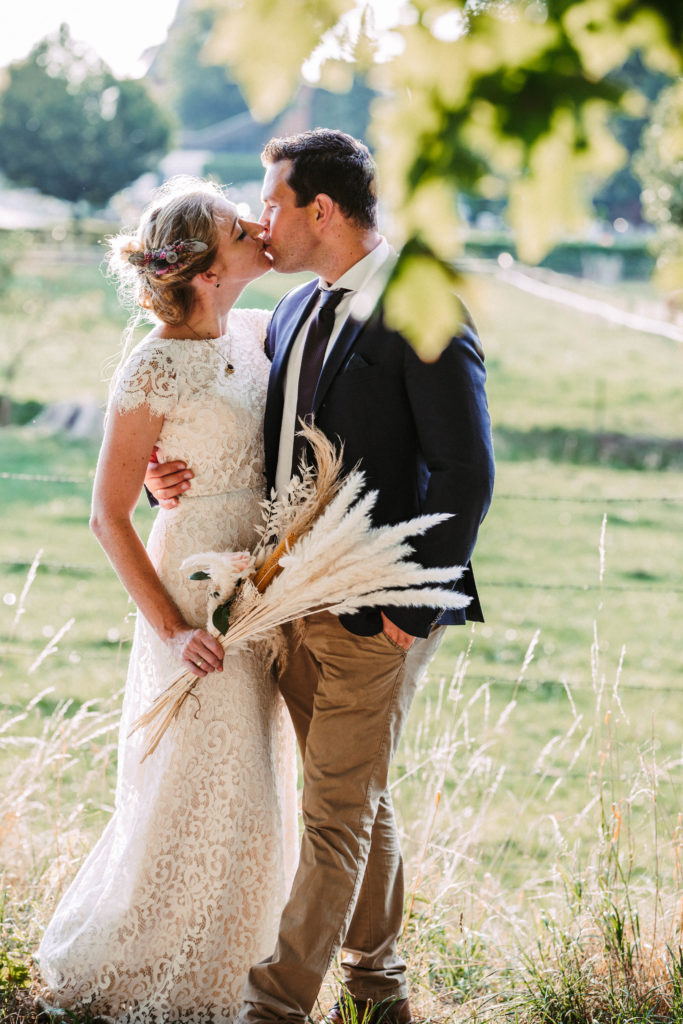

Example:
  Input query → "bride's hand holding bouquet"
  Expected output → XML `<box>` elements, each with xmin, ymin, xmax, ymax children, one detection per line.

<box><xmin>165</xmin><ymin>551</ymin><xmax>254</xmax><ymax>678</ymax></box>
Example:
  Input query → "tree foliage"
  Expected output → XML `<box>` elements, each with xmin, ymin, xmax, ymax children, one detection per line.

<box><xmin>310</xmin><ymin>77</ymin><xmax>376</xmax><ymax>141</ymax></box>
<box><xmin>203</xmin><ymin>0</ymin><xmax>682</xmax><ymax>354</ymax></box>
<box><xmin>635</xmin><ymin>79</ymin><xmax>683</xmax><ymax>295</ymax></box>
<box><xmin>0</xmin><ymin>25</ymin><xmax>171</xmax><ymax>208</ymax></box>
<box><xmin>591</xmin><ymin>53</ymin><xmax>672</xmax><ymax>224</ymax></box>
<box><xmin>152</xmin><ymin>4</ymin><xmax>250</xmax><ymax>132</ymax></box>
<box><xmin>153</xmin><ymin>2</ymin><xmax>375</xmax><ymax>147</ymax></box>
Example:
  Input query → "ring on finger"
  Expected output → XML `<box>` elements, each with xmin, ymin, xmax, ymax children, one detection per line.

<box><xmin>196</xmin><ymin>657</ymin><xmax>204</xmax><ymax>668</ymax></box>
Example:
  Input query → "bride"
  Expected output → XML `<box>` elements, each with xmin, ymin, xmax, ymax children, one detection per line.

<box><xmin>38</xmin><ymin>178</ymin><xmax>298</xmax><ymax>1023</ymax></box>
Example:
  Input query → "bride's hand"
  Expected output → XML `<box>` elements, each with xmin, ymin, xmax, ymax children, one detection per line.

<box><xmin>168</xmin><ymin>627</ymin><xmax>224</xmax><ymax>676</ymax></box>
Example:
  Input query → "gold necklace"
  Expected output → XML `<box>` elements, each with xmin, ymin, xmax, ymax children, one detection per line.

<box><xmin>184</xmin><ymin>322</ymin><xmax>235</xmax><ymax>376</ymax></box>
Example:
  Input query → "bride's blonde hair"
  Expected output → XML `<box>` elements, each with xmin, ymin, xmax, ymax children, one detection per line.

<box><xmin>106</xmin><ymin>176</ymin><xmax>231</xmax><ymax>391</ymax></box>
<box><xmin>107</xmin><ymin>176</ymin><xmax>230</xmax><ymax>325</ymax></box>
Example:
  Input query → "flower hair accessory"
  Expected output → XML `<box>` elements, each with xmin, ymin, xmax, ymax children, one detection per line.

<box><xmin>128</xmin><ymin>238</ymin><xmax>209</xmax><ymax>277</ymax></box>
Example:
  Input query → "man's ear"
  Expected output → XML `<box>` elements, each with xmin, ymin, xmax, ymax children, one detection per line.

<box><xmin>312</xmin><ymin>193</ymin><xmax>335</xmax><ymax>227</ymax></box>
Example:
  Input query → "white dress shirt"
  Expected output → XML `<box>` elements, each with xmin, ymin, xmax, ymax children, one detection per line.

<box><xmin>275</xmin><ymin>237</ymin><xmax>394</xmax><ymax>496</ymax></box>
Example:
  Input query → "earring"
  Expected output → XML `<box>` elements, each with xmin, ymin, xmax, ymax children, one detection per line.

<box><xmin>215</xmin><ymin>282</ymin><xmax>220</xmax><ymax>289</ymax></box>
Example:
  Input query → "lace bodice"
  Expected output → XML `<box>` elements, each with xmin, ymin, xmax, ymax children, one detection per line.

<box><xmin>111</xmin><ymin>307</ymin><xmax>271</xmax><ymax>497</ymax></box>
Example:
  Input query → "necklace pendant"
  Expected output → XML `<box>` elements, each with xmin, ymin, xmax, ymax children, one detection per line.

<box><xmin>224</xmin><ymin>363</ymin><xmax>235</xmax><ymax>376</ymax></box>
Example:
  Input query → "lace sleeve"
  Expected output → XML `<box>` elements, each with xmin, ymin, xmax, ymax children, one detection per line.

<box><xmin>110</xmin><ymin>342</ymin><xmax>178</xmax><ymax>418</ymax></box>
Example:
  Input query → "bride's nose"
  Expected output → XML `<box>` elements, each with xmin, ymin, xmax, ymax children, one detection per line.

<box><xmin>240</xmin><ymin>219</ymin><xmax>266</xmax><ymax>240</ymax></box>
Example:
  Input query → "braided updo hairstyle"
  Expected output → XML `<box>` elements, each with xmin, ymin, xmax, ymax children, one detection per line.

<box><xmin>107</xmin><ymin>176</ymin><xmax>231</xmax><ymax>327</ymax></box>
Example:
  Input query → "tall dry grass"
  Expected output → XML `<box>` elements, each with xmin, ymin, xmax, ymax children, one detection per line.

<box><xmin>0</xmin><ymin>689</ymin><xmax>119</xmax><ymax>1022</ymax></box>
<box><xmin>1</xmin><ymin>547</ymin><xmax>682</xmax><ymax>1024</ymax></box>
<box><xmin>381</xmin><ymin>609</ymin><xmax>683</xmax><ymax>1022</ymax></box>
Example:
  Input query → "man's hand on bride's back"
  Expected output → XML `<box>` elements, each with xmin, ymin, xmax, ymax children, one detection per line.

<box><xmin>145</xmin><ymin>448</ymin><xmax>194</xmax><ymax>509</ymax></box>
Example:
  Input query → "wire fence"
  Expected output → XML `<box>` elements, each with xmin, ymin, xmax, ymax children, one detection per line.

<box><xmin>2</xmin><ymin>466</ymin><xmax>682</xmax><ymax>697</ymax></box>
<box><xmin>1</xmin><ymin>556</ymin><xmax>682</xmax><ymax>597</ymax></box>
<box><xmin>2</xmin><ymin>467</ymin><xmax>683</xmax><ymax>501</ymax></box>
<box><xmin>2</xmin><ymin>469</ymin><xmax>683</xmax><ymax>598</ymax></box>
<box><xmin>1</xmin><ymin>470</ymin><xmax>94</xmax><ymax>484</ymax></box>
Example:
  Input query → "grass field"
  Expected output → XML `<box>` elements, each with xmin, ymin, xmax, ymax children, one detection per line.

<box><xmin>1</xmin><ymin>246</ymin><xmax>683</xmax><ymax>1021</ymax></box>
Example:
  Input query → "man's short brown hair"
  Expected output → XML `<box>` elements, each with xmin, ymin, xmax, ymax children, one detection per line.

<box><xmin>261</xmin><ymin>128</ymin><xmax>378</xmax><ymax>230</ymax></box>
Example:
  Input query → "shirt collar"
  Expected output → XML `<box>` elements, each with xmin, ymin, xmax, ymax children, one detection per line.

<box><xmin>317</xmin><ymin>237</ymin><xmax>392</xmax><ymax>295</ymax></box>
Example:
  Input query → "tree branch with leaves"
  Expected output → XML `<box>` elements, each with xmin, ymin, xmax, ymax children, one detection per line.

<box><xmin>203</xmin><ymin>0</ymin><xmax>682</xmax><ymax>354</ymax></box>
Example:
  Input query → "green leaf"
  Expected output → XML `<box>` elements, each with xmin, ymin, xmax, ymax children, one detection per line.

<box><xmin>0</xmin><ymin>953</ymin><xmax>31</xmax><ymax>988</ymax></box>
<box><xmin>212</xmin><ymin>601</ymin><xmax>232</xmax><ymax>635</ymax></box>
<box><xmin>383</xmin><ymin>242</ymin><xmax>466</xmax><ymax>360</ymax></box>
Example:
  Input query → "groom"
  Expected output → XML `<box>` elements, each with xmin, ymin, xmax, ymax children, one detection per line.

<box><xmin>148</xmin><ymin>129</ymin><xmax>494</xmax><ymax>1024</ymax></box>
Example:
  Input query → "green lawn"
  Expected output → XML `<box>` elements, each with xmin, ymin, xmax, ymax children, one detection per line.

<box><xmin>2</xmin><ymin>249</ymin><xmax>681</xmax><ymax>750</ymax></box>
<box><xmin>5</xmin><ymin>253</ymin><xmax>681</xmax><ymax>441</ymax></box>
<box><xmin>0</xmin><ymin>254</ymin><xmax>312</xmax><ymax>406</ymax></box>
<box><xmin>2</xmin><ymin>446</ymin><xmax>681</xmax><ymax>888</ymax></box>
<box><xmin>2</xmin><ymin>245</ymin><xmax>683</xmax><ymax>1021</ymax></box>
<box><xmin>472</xmin><ymin>275</ymin><xmax>683</xmax><ymax>441</ymax></box>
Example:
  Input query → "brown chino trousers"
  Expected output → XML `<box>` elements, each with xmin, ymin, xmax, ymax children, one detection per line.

<box><xmin>237</xmin><ymin>610</ymin><xmax>445</xmax><ymax>1024</ymax></box>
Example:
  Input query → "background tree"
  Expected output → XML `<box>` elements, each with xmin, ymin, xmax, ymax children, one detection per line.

<box><xmin>149</xmin><ymin>0</ymin><xmax>375</xmax><ymax>168</ymax></box>
<box><xmin>0</xmin><ymin>25</ymin><xmax>171</xmax><ymax>209</ymax></box>
<box><xmin>310</xmin><ymin>75</ymin><xmax>376</xmax><ymax>140</ymax></box>
<box><xmin>151</xmin><ymin>1</ymin><xmax>250</xmax><ymax>132</ymax></box>
<box><xmin>146</xmin><ymin>0</ymin><xmax>274</xmax><ymax>185</ymax></box>
<box><xmin>592</xmin><ymin>53</ymin><xmax>672</xmax><ymax>225</ymax></box>
<box><xmin>202</xmin><ymin>0</ymin><xmax>682</xmax><ymax>355</ymax></box>
<box><xmin>635</xmin><ymin>79</ymin><xmax>683</xmax><ymax>300</ymax></box>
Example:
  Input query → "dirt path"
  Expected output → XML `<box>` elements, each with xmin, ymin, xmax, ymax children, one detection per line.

<box><xmin>493</xmin><ymin>264</ymin><xmax>683</xmax><ymax>343</ymax></box>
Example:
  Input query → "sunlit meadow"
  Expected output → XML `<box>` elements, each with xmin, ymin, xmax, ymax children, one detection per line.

<box><xmin>1</xmin><ymin>243</ymin><xmax>682</xmax><ymax>1022</ymax></box>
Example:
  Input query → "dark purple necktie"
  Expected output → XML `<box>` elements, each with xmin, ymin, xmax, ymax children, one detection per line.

<box><xmin>292</xmin><ymin>287</ymin><xmax>348</xmax><ymax>471</ymax></box>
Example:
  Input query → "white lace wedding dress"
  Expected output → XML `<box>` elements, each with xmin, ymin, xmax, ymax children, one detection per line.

<box><xmin>39</xmin><ymin>308</ymin><xmax>298</xmax><ymax>1024</ymax></box>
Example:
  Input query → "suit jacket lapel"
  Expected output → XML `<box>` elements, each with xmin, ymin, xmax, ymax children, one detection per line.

<box><xmin>312</xmin><ymin>315</ymin><xmax>366</xmax><ymax>413</ymax></box>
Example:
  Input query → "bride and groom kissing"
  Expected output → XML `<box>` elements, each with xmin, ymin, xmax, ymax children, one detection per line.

<box><xmin>38</xmin><ymin>128</ymin><xmax>494</xmax><ymax>1024</ymax></box>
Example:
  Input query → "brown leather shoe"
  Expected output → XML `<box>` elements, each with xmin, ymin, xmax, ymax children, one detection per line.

<box><xmin>325</xmin><ymin>995</ymin><xmax>413</xmax><ymax>1024</ymax></box>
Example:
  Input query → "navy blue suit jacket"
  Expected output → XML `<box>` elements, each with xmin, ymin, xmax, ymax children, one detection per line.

<box><xmin>263</xmin><ymin>278</ymin><xmax>495</xmax><ymax>639</ymax></box>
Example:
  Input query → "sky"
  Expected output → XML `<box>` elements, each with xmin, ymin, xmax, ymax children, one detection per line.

<box><xmin>0</xmin><ymin>0</ymin><xmax>182</xmax><ymax>77</ymax></box>
<box><xmin>0</xmin><ymin>1</ymin><xmax>409</xmax><ymax>80</ymax></box>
